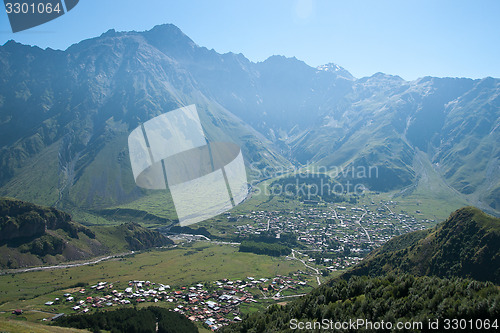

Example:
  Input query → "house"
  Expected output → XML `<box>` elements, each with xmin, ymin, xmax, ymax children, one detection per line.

<box><xmin>206</xmin><ymin>301</ymin><xmax>217</xmax><ymax>309</ymax></box>
<box><xmin>12</xmin><ymin>309</ymin><xmax>23</xmax><ymax>315</ymax></box>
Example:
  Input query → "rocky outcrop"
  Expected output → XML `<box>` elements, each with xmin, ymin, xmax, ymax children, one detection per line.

<box><xmin>0</xmin><ymin>197</ymin><xmax>72</xmax><ymax>241</ymax></box>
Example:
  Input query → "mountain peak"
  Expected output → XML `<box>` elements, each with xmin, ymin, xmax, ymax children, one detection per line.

<box><xmin>317</xmin><ymin>63</ymin><xmax>342</xmax><ymax>72</ymax></box>
<box><xmin>262</xmin><ymin>55</ymin><xmax>302</xmax><ymax>63</ymax></box>
<box><xmin>317</xmin><ymin>63</ymin><xmax>354</xmax><ymax>80</ymax></box>
<box><xmin>100</xmin><ymin>28</ymin><xmax>117</xmax><ymax>37</ymax></box>
<box><xmin>371</xmin><ymin>72</ymin><xmax>404</xmax><ymax>81</ymax></box>
<box><xmin>258</xmin><ymin>55</ymin><xmax>312</xmax><ymax>72</ymax></box>
<box><xmin>146</xmin><ymin>23</ymin><xmax>183</xmax><ymax>35</ymax></box>
<box><xmin>143</xmin><ymin>24</ymin><xmax>196</xmax><ymax>46</ymax></box>
<box><xmin>140</xmin><ymin>24</ymin><xmax>197</xmax><ymax>57</ymax></box>
<box><xmin>1</xmin><ymin>39</ymin><xmax>43</xmax><ymax>52</ymax></box>
<box><xmin>2</xmin><ymin>39</ymin><xmax>19</xmax><ymax>47</ymax></box>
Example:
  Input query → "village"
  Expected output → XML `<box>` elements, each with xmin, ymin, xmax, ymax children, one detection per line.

<box><xmin>232</xmin><ymin>200</ymin><xmax>430</xmax><ymax>270</ymax></box>
<box><xmin>43</xmin><ymin>273</ymin><xmax>313</xmax><ymax>331</ymax></box>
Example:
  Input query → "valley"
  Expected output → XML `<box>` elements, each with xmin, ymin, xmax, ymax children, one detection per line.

<box><xmin>0</xmin><ymin>21</ymin><xmax>498</xmax><ymax>332</ymax></box>
<box><xmin>0</xmin><ymin>241</ymin><xmax>314</xmax><ymax>331</ymax></box>
<box><xmin>0</xmin><ymin>193</ymin><xmax>459</xmax><ymax>331</ymax></box>
<box><xmin>0</xmin><ymin>24</ymin><xmax>498</xmax><ymax>220</ymax></box>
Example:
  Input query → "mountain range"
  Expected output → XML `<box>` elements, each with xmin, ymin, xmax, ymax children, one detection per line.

<box><xmin>0</xmin><ymin>24</ymin><xmax>498</xmax><ymax>219</ymax></box>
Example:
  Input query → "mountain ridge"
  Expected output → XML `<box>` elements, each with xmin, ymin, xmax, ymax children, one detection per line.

<box><xmin>0</xmin><ymin>24</ymin><xmax>498</xmax><ymax>218</ymax></box>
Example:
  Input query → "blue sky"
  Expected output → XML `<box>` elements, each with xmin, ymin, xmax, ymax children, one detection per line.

<box><xmin>1</xmin><ymin>0</ymin><xmax>499</xmax><ymax>80</ymax></box>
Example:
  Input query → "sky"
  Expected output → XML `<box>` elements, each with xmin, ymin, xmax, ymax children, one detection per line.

<box><xmin>0</xmin><ymin>0</ymin><xmax>499</xmax><ymax>80</ymax></box>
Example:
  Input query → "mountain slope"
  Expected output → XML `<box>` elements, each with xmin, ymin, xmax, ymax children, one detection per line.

<box><xmin>343</xmin><ymin>207</ymin><xmax>500</xmax><ymax>284</ymax></box>
<box><xmin>0</xmin><ymin>197</ymin><xmax>172</xmax><ymax>269</ymax></box>
<box><xmin>223</xmin><ymin>275</ymin><xmax>500</xmax><ymax>333</ymax></box>
<box><xmin>0</xmin><ymin>24</ymin><xmax>498</xmax><ymax>219</ymax></box>
<box><xmin>0</xmin><ymin>26</ymin><xmax>288</xmax><ymax>214</ymax></box>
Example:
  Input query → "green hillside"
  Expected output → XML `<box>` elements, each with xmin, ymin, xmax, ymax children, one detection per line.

<box><xmin>0</xmin><ymin>197</ymin><xmax>172</xmax><ymax>269</ymax></box>
<box><xmin>53</xmin><ymin>306</ymin><xmax>198</xmax><ymax>333</ymax></box>
<box><xmin>343</xmin><ymin>207</ymin><xmax>500</xmax><ymax>284</ymax></box>
<box><xmin>222</xmin><ymin>274</ymin><xmax>500</xmax><ymax>333</ymax></box>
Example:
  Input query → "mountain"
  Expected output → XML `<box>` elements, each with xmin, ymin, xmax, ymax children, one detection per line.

<box><xmin>0</xmin><ymin>26</ymin><xmax>289</xmax><ymax>215</ymax></box>
<box><xmin>343</xmin><ymin>206</ymin><xmax>500</xmax><ymax>284</ymax></box>
<box><xmin>0</xmin><ymin>197</ymin><xmax>172</xmax><ymax>269</ymax></box>
<box><xmin>0</xmin><ymin>24</ymin><xmax>498</xmax><ymax>220</ymax></box>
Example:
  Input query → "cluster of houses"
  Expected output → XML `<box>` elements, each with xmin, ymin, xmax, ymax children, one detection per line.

<box><xmin>43</xmin><ymin>274</ymin><xmax>311</xmax><ymax>330</ymax></box>
<box><xmin>231</xmin><ymin>201</ymin><xmax>426</xmax><ymax>269</ymax></box>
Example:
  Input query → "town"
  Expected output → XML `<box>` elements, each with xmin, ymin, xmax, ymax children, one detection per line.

<box><xmin>44</xmin><ymin>273</ymin><xmax>313</xmax><ymax>331</ymax></box>
<box><xmin>230</xmin><ymin>200</ymin><xmax>430</xmax><ymax>270</ymax></box>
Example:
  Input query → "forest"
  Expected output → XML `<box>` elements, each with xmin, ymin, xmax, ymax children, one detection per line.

<box><xmin>239</xmin><ymin>240</ymin><xmax>292</xmax><ymax>257</ymax></box>
<box><xmin>222</xmin><ymin>274</ymin><xmax>500</xmax><ymax>332</ymax></box>
<box><xmin>53</xmin><ymin>306</ymin><xmax>198</xmax><ymax>333</ymax></box>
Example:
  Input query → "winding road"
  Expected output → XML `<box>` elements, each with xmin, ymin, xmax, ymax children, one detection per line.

<box><xmin>287</xmin><ymin>249</ymin><xmax>322</xmax><ymax>286</ymax></box>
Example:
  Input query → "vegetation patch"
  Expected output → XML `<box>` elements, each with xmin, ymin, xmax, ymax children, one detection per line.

<box><xmin>222</xmin><ymin>274</ymin><xmax>500</xmax><ymax>332</ymax></box>
<box><xmin>239</xmin><ymin>240</ymin><xmax>291</xmax><ymax>257</ymax></box>
<box><xmin>53</xmin><ymin>306</ymin><xmax>198</xmax><ymax>333</ymax></box>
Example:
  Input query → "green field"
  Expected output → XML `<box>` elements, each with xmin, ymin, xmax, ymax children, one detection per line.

<box><xmin>0</xmin><ymin>319</ymin><xmax>89</xmax><ymax>333</ymax></box>
<box><xmin>0</xmin><ymin>242</ymin><xmax>308</xmax><ymax>313</ymax></box>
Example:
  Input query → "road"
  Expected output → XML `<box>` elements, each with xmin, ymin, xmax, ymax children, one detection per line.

<box><xmin>0</xmin><ymin>252</ymin><xmax>135</xmax><ymax>275</ymax></box>
<box><xmin>334</xmin><ymin>208</ymin><xmax>371</xmax><ymax>243</ymax></box>
<box><xmin>287</xmin><ymin>249</ymin><xmax>322</xmax><ymax>286</ymax></box>
<box><xmin>385</xmin><ymin>204</ymin><xmax>411</xmax><ymax>231</ymax></box>
<box><xmin>355</xmin><ymin>210</ymin><xmax>371</xmax><ymax>243</ymax></box>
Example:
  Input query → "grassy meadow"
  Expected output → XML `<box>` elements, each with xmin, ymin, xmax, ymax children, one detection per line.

<box><xmin>0</xmin><ymin>242</ymin><xmax>308</xmax><ymax>314</ymax></box>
